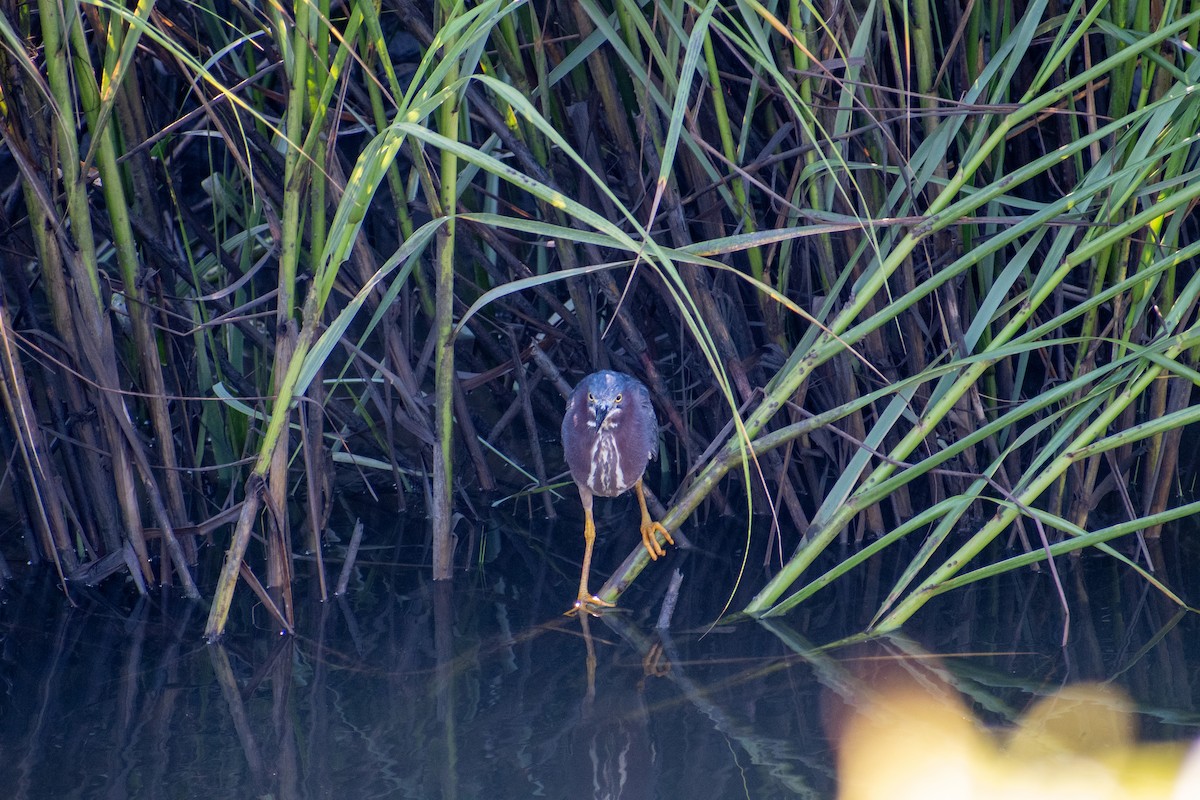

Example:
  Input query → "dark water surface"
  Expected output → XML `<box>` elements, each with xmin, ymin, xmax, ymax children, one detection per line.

<box><xmin>2</xmin><ymin>511</ymin><xmax>1199</xmax><ymax>799</ymax></box>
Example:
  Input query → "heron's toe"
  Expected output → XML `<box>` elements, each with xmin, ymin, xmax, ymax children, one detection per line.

<box><xmin>641</xmin><ymin>521</ymin><xmax>673</xmax><ymax>559</ymax></box>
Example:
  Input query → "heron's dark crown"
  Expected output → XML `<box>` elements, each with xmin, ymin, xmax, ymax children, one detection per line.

<box><xmin>581</xmin><ymin>370</ymin><xmax>629</xmax><ymax>401</ymax></box>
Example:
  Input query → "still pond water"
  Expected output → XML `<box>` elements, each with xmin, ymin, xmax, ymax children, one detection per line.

<box><xmin>1</xmin><ymin>508</ymin><xmax>1199</xmax><ymax>799</ymax></box>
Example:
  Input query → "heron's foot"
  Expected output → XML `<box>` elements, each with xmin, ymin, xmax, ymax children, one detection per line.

<box><xmin>640</xmin><ymin>520</ymin><xmax>675</xmax><ymax>560</ymax></box>
<box><xmin>565</xmin><ymin>593</ymin><xmax>616</xmax><ymax>617</ymax></box>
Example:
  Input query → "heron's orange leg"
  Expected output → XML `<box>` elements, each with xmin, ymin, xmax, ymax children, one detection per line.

<box><xmin>572</xmin><ymin>492</ymin><xmax>614</xmax><ymax>614</ymax></box>
<box><xmin>635</xmin><ymin>478</ymin><xmax>674</xmax><ymax>560</ymax></box>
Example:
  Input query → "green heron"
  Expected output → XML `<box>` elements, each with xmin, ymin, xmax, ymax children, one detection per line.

<box><xmin>561</xmin><ymin>370</ymin><xmax>674</xmax><ymax>611</ymax></box>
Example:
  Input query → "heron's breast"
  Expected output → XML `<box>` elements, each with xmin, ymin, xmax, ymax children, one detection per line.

<box><xmin>585</xmin><ymin>431</ymin><xmax>638</xmax><ymax>497</ymax></box>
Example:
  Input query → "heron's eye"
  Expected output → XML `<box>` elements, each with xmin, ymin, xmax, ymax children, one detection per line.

<box><xmin>614</xmin><ymin>393</ymin><xmax>623</xmax><ymax>403</ymax></box>
<box><xmin>587</xmin><ymin>392</ymin><xmax>595</xmax><ymax>402</ymax></box>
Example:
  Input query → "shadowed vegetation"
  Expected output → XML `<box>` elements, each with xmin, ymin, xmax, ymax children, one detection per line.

<box><xmin>0</xmin><ymin>0</ymin><xmax>1198</xmax><ymax>638</ymax></box>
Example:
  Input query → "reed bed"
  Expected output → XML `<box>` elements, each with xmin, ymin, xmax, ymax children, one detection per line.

<box><xmin>0</xmin><ymin>0</ymin><xmax>1197</xmax><ymax>638</ymax></box>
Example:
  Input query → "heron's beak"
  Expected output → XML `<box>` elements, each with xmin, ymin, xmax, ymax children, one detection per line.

<box><xmin>593</xmin><ymin>402</ymin><xmax>611</xmax><ymax>426</ymax></box>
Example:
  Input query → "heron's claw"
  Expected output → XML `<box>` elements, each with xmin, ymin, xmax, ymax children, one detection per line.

<box><xmin>640</xmin><ymin>521</ymin><xmax>674</xmax><ymax>560</ymax></box>
<box><xmin>565</xmin><ymin>593</ymin><xmax>616</xmax><ymax>617</ymax></box>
